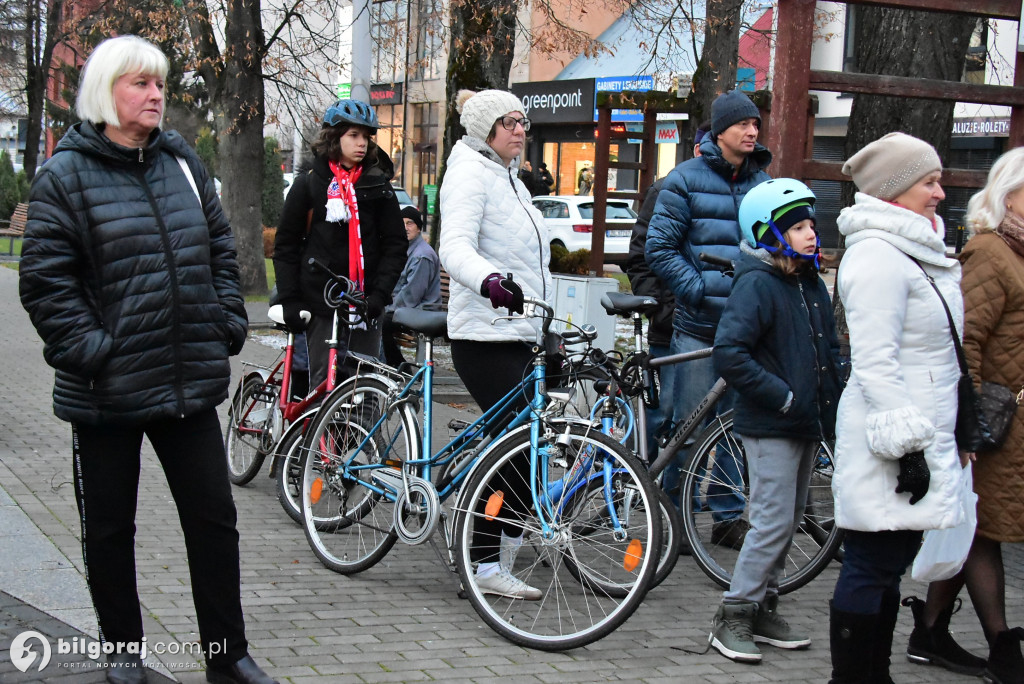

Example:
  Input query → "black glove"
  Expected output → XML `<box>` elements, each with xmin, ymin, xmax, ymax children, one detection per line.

<box><xmin>895</xmin><ymin>450</ymin><xmax>930</xmax><ymax>505</ymax></box>
<box><xmin>480</xmin><ymin>272</ymin><xmax>525</xmax><ymax>314</ymax></box>
<box><xmin>365</xmin><ymin>293</ymin><xmax>385</xmax><ymax>320</ymax></box>
<box><xmin>282</xmin><ymin>301</ymin><xmax>309</xmax><ymax>333</ymax></box>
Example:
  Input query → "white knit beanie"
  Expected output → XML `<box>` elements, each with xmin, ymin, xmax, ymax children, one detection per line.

<box><xmin>842</xmin><ymin>132</ymin><xmax>942</xmax><ymax>201</ymax></box>
<box><xmin>456</xmin><ymin>89</ymin><xmax>527</xmax><ymax>142</ymax></box>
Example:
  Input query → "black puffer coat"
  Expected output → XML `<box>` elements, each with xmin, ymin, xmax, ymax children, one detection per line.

<box><xmin>273</xmin><ymin>151</ymin><xmax>406</xmax><ymax>317</ymax></box>
<box><xmin>19</xmin><ymin>121</ymin><xmax>247</xmax><ymax>426</ymax></box>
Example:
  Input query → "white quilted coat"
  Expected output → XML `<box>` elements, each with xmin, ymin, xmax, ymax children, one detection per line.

<box><xmin>833</xmin><ymin>193</ymin><xmax>967</xmax><ymax>532</ymax></box>
<box><xmin>439</xmin><ymin>138</ymin><xmax>552</xmax><ymax>342</ymax></box>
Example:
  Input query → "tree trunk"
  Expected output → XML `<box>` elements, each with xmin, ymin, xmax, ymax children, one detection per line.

<box><xmin>833</xmin><ymin>8</ymin><xmax>976</xmax><ymax>341</ymax></box>
<box><xmin>681</xmin><ymin>0</ymin><xmax>743</xmax><ymax>158</ymax></box>
<box><xmin>435</xmin><ymin>0</ymin><xmax>517</xmax><ymax>237</ymax></box>
<box><xmin>22</xmin><ymin>0</ymin><xmax>62</xmax><ymax>180</ymax></box>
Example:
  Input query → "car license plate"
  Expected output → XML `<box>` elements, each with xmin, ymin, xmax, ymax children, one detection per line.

<box><xmin>607</xmin><ymin>229</ymin><xmax>630</xmax><ymax>237</ymax></box>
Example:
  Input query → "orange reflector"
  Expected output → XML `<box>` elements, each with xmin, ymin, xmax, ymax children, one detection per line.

<box><xmin>484</xmin><ymin>491</ymin><xmax>505</xmax><ymax>520</ymax></box>
<box><xmin>624</xmin><ymin>539</ymin><xmax>643</xmax><ymax>572</ymax></box>
<box><xmin>310</xmin><ymin>478</ymin><xmax>324</xmax><ymax>505</ymax></box>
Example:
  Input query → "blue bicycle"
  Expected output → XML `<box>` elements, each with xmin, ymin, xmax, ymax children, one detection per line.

<box><xmin>297</xmin><ymin>297</ymin><xmax>663</xmax><ymax>650</ymax></box>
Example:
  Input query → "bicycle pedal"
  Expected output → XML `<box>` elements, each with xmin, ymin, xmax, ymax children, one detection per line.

<box><xmin>447</xmin><ymin>419</ymin><xmax>471</xmax><ymax>431</ymax></box>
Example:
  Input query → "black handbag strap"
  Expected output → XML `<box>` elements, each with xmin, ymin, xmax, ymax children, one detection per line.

<box><xmin>911</xmin><ymin>259</ymin><xmax>971</xmax><ymax>377</ymax></box>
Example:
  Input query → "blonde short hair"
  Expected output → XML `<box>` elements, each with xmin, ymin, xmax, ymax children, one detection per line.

<box><xmin>76</xmin><ymin>35</ymin><xmax>169</xmax><ymax>127</ymax></box>
<box><xmin>966</xmin><ymin>147</ymin><xmax>1024</xmax><ymax>234</ymax></box>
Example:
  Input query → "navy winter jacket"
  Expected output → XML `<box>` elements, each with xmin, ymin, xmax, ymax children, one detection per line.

<box><xmin>20</xmin><ymin>122</ymin><xmax>247</xmax><ymax>426</ymax></box>
<box><xmin>712</xmin><ymin>248</ymin><xmax>844</xmax><ymax>440</ymax></box>
<box><xmin>645</xmin><ymin>137</ymin><xmax>771</xmax><ymax>341</ymax></box>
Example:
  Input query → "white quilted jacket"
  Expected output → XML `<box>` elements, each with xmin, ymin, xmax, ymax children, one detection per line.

<box><xmin>439</xmin><ymin>138</ymin><xmax>552</xmax><ymax>342</ymax></box>
<box><xmin>833</xmin><ymin>193</ymin><xmax>967</xmax><ymax>532</ymax></box>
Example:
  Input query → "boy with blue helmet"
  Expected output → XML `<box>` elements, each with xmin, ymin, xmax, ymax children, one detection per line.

<box><xmin>707</xmin><ymin>178</ymin><xmax>844</xmax><ymax>664</ymax></box>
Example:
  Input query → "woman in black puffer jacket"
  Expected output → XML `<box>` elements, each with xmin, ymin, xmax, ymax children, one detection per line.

<box><xmin>273</xmin><ymin>100</ymin><xmax>406</xmax><ymax>389</ymax></box>
<box><xmin>19</xmin><ymin>35</ymin><xmax>274</xmax><ymax>684</ymax></box>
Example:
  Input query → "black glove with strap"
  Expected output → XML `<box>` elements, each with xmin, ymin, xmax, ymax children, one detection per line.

<box><xmin>895</xmin><ymin>450</ymin><xmax>930</xmax><ymax>505</ymax></box>
<box><xmin>282</xmin><ymin>301</ymin><xmax>309</xmax><ymax>333</ymax></box>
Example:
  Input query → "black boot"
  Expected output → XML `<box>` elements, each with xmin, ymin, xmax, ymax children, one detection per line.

<box><xmin>206</xmin><ymin>655</ymin><xmax>278</xmax><ymax>684</ymax></box>
<box><xmin>106</xmin><ymin>652</ymin><xmax>147</xmax><ymax>684</ymax></box>
<box><xmin>869</xmin><ymin>591</ymin><xmax>900</xmax><ymax>684</ymax></box>
<box><xmin>829</xmin><ymin>601</ymin><xmax>876</xmax><ymax>684</ymax></box>
<box><xmin>984</xmin><ymin>628</ymin><xmax>1024</xmax><ymax>684</ymax></box>
<box><xmin>903</xmin><ymin>595</ymin><xmax>987</xmax><ymax>675</ymax></box>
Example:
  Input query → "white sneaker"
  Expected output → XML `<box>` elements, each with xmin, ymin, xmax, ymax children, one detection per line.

<box><xmin>475</xmin><ymin>568</ymin><xmax>542</xmax><ymax>600</ymax></box>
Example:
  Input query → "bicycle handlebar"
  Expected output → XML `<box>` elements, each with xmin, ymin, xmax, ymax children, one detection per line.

<box><xmin>308</xmin><ymin>258</ymin><xmax>368</xmax><ymax>324</ymax></box>
<box><xmin>698</xmin><ymin>252</ymin><xmax>734</xmax><ymax>271</ymax></box>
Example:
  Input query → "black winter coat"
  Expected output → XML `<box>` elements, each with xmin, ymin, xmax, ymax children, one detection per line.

<box><xmin>20</xmin><ymin>122</ymin><xmax>248</xmax><ymax>426</ymax></box>
<box><xmin>273</xmin><ymin>152</ymin><xmax>407</xmax><ymax>317</ymax></box>
<box><xmin>625</xmin><ymin>178</ymin><xmax>675</xmax><ymax>347</ymax></box>
<box><xmin>712</xmin><ymin>248</ymin><xmax>844</xmax><ymax>440</ymax></box>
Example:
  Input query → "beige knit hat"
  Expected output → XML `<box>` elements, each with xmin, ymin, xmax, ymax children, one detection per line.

<box><xmin>842</xmin><ymin>132</ymin><xmax>942</xmax><ymax>200</ymax></box>
<box><xmin>456</xmin><ymin>89</ymin><xmax>527</xmax><ymax>142</ymax></box>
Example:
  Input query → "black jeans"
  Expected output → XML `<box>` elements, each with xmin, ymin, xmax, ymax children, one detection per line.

<box><xmin>832</xmin><ymin>528</ymin><xmax>923</xmax><ymax>614</ymax></box>
<box><xmin>71</xmin><ymin>408</ymin><xmax>247</xmax><ymax>666</ymax></box>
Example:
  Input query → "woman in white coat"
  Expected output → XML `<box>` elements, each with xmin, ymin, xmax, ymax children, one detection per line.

<box><xmin>828</xmin><ymin>132</ymin><xmax>967</xmax><ymax>684</ymax></box>
<box><xmin>438</xmin><ymin>88</ymin><xmax>552</xmax><ymax>601</ymax></box>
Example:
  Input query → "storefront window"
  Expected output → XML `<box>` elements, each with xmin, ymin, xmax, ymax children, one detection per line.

<box><xmin>411</xmin><ymin>102</ymin><xmax>438</xmax><ymax>199</ymax></box>
<box><xmin>541</xmin><ymin>141</ymin><xmax>620</xmax><ymax>196</ymax></box>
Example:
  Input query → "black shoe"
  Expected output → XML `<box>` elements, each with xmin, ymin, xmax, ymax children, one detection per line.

<box><xmin>107</xmin><ymin>652</ymin><xmax>147</xmax><ymax>684</ymax></box>
<box><xmin>903</xmin><ymin>596</ymin><xmax>987</xmax><ymax>676</ymax></box>
<box><xmin>711</xmin><ymin>518</ymin><xmax>749</xmax><ymax>550</ymax></box>
<box><xmin>206</xmin><ymin>655</ymin><xmax>278</xmax><ymax>684</ymax></box>
<box><xmin>985</xmin><ymin>628</ymin><xmax>1024</xmax><ymax>684</ymax></box>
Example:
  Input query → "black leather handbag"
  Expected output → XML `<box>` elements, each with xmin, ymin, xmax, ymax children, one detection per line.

<box><xmin>916</xmin><ymin>262</ymin><xmax>1020</xmax><ymax>452</ymax></box>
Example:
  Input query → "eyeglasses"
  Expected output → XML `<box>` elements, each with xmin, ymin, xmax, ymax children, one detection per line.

<box><xmin>499</xmin><ymin>116</ymin><xmax>531</xmax><ymax>132</ymax></box>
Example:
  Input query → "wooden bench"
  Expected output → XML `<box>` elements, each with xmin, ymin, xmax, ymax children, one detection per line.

<box><xmin>0</xmin><ymin>203</ymin><xmax>28</xmax><ymax>256</ymax></box>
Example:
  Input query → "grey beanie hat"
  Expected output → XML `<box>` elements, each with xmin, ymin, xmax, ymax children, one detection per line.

<box><xmin>842</xmin><ymin>132</ymin><xmax>942</xmax><ymax>200</ymax></box>
<box><xmin>711</xmin><ymin>90</ymin><xmax>761</xmax><ymax>137</ymax></box>
<box><xmin>456</xmin><ymin>89</ymin><xmax>527</xmax><ymax>142</ymax></box>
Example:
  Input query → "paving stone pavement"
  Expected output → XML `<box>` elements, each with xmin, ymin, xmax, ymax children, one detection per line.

<box><xmin>0</xmin><ymin>263</ymin><xmax>1019</xmax><ymax>683</ymax></box>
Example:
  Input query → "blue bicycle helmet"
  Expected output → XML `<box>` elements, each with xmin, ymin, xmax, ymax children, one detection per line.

<box><xmin>323</xmin><ymin>99</ymin><xmax>380</xmax><ymax>131</ymax></box>
<box><xmin>739</xmin><ymin>178</ymin><xmax>820</xmax><ymax>266</ymax></box>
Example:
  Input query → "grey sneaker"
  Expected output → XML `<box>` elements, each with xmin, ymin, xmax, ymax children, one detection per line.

<box><xmin>475</xmin><ymin>568</ymin><xmax>542</xmax><ymax>600</ymax></box>
<box><xmin>710</xmin><ymin>601</ymin><xmax>762</xmax><ymax>663</ymax></box>
<box><xmin>753</xmin><ymin>594</ymin><xmax>811</xmax><ymax>649</ymax></box>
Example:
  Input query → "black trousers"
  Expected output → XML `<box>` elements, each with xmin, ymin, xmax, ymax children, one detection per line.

<box><xmin>306</xmin><ymin>312</ymin><xmax>382</xmax><ymax>389</ymax></box>
<box><xmin>71</xmin><ymin>408</ymin><xmax>247</xmax><ymax>666</ymax></box>
<box><xmin>452</xmin><ymin>339</ymin><xmax>537</xmax><ymax>563</ymax></box>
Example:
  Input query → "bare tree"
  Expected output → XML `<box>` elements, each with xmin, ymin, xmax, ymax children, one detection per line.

<box><xmin>21</xmin><ymin>0</ymin><xmax>65</xmax><ymax>180</ymax></box>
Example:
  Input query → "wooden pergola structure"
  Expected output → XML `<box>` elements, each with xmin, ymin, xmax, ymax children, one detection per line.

<box><xmin>589</xmin><ymin>0</ymin><xmax>1024</xmax><ymax>275</ymax></box>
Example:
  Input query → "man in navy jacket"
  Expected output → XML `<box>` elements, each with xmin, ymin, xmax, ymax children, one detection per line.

<box><xmin>645</xmin><ymin>90</ymin><xmax>772</xmax><ymax>548</ymax></box>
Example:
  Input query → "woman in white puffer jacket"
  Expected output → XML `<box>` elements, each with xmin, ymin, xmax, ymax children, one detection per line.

<box><xmin>438</xmin><ymin>88</ymin><xmax>552</xmax><ymax>601</ymax></box>
<box><xmin>828</xmin><ymin>132</ymin><xmax>968</xmax><ymax>684</ymax></box>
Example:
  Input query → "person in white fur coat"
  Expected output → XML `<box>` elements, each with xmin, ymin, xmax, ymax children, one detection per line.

<box><xmin>828</xmin><ymin>132</ymin><xmax>968</xmax><ymax>684</ymax></box>
<box><xmin>438</xmin><ymin>88</ymin><xmax>552</xmax><ymax>601</ymax></box>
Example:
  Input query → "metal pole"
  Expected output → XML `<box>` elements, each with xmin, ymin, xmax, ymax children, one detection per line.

<box><xmin>351</xmin><ymin>0</ymin><xmax>372</xmax><ymax>102</ymax></box>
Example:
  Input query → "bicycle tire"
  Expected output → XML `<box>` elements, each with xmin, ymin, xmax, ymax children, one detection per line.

<box><xmin>225</xmin><ymin>374</ymin><xmax>275</xmax><ymax>485</ymax></box>
<box><xmin>560</xmin><ymin>473</ymin><xmax>681</xmax><ymax>598</ymax></box>
<box><xmin>453</xmin><ymin>422</ymin><xmax>661</xmax><ymax>650</ymax></box>
<box><xmin>300</xmin><ymin>376</ymin><xmax>420</xmax><ymax>574</ymax></box>
<box><xmin>275</xmin><ymin>418</ymin><xmax>310</xmax><ymax>524</ymax></box>
<box><xmin>681</xmin><ymin>411</ymin><xmax>843</xmax><ymax>595</ymax></box>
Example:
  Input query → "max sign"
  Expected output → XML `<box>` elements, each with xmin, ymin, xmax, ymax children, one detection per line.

<box><xmin>512</xmin><ymin>79</ymin><xmax>596</xmax><ymax>124</ymax></box>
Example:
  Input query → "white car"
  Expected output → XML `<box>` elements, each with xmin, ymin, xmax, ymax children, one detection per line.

<box><xmin>392</xmin><ymin>185</ymin><xmax>417</xmax><ymax>211</ymax></box>
<box><xmin>531</xmin><ymin>195</ymin><xmax>638</xmax><ymax>264</ymax></box>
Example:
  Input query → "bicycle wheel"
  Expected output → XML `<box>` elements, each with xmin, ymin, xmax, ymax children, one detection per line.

<box><xmin>274</xmin><ymin>418</ymin><xmax>310</xmax><ymax>524</ymax></box>
<box><xmin>300</xmin><ymin>376</ymin><xmax>419</xmax><ymax>574</ymax></box>
<box><xmin>453</xmin><ymin>422</ymin><xmax>661</xmax><ymax>650</ymax></box>
<box><xmin>560</xmin><ymin>474</ymin><xmax>680</xmax><ymax>598</ymax></box>
<box><xmin>804</xmin><ymin>442</ymin><xmax>845</xmax><ymax>562</ymax></box>
<box><xmin>681</xmin><ymin>411</ymin><xmax>843</xmax><ymax>594</ymax></box>
<box><xmin>225</xmin><ymin>374</ymin><xmax>276</xmax><ymax>485</ymax></box>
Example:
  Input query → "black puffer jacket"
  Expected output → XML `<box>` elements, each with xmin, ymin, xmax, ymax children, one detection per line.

<box><xmin>19</xmin><ymin>121</ymin><xmax>247</xmax><ymax>426</ymax></box>
<box><xmin>273</xmin><ymin>151</ymin><xmax>406</xmax><ymax>317</ymax></box>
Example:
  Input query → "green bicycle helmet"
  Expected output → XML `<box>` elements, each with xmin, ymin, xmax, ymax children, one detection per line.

<box><xmin>323</xmin><ymin>99</ymin><xmax>380</xmax><ymax>131</ymax></box>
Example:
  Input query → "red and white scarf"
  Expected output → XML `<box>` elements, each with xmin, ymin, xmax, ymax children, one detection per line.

<box><xmin>327</xmin><ymin>160</ymin><xmax>365</xmax><ymax>322</ymax></box>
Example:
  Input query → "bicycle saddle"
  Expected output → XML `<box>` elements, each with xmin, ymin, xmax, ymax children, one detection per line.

<box><xmin>267</xmin><ymin>304</ymin><xmax>311</xmax><ymax>328</ymax></box>
<box><xmin>392</xmin><ymin>307</ymin><xmax>448</xmax><ymax>338</ymax></box>
<box><xmin>600</xmin><ymin>292</ymin><xmax>659</xmax><ymax>316</ymax></box>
